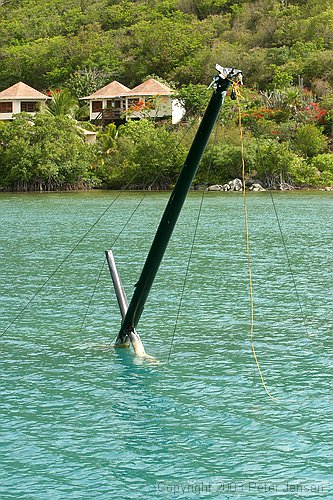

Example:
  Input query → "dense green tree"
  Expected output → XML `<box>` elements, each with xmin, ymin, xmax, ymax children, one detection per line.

<box><xmin>118</xmin><ymin>15</ymin><xmax>210</xmax><ymax>85</ymax></box>
<box><xmin>96</xmin><ymin>119</ymin><xmax>186</xmax><ymax>189</ymax></box>
<box><xmin>196</xmin><ymin>142</ymin><xmax>256</xmax><ymax>184</ymax></box>
<box><xmin>176</xmin><ymin>83</ymin><xmax>211</xmax><ymax>115</ymax></box>
<box><xmin>253</xmin><ymin>139</ymin><xmax>304</xmax><ymax>188</ymax></box>
<box><xmin>310</xmin><ymin>153</ymin><xmax>333</xmax><ymax>186</ymax></box>
<box><xmin>66</xmin><ymin>68</ymin><xmax>113</xmax><ymax>98</ymax></box>
<box><xmin>0</xmin><ymin>114</ymin><xmax>94</xmax><ymax>190</ymax></box>
<box><xmin>0</xmin><ymin>0</ymin><xmax>333</xmax><ymax>91</ymax></box>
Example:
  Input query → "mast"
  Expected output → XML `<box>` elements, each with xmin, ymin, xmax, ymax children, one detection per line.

<box><xmin>112</xmin><ymin>66</ymin><xmax>242</xmax><ymax>346</ymax></box>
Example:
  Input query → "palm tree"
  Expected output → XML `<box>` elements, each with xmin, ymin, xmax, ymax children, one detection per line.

<box><xmin>45</xmin><ymin>89</ymin><xmax>79</xmax><ymax>118</ymax></box>
<box><xmin>97</xmin><ymin>123</ymin><xmax>123</xmax><ymax>154</ymax></box>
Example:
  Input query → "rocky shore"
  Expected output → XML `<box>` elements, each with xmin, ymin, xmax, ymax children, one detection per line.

<box><xmin>206</xmin><ymin>178</ymin><xmax>266</xmax><ymax>192</ymax></box>
<box><xmin>196</xmin><ymin>179</ymin><xmax>333</xmax><ymax>192</ymax></box>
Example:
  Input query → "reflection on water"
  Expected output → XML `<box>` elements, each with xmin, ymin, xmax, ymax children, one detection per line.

<box><xmin>1</xmin><ymin>191</ymin><xmax>332</xmax><ymax>499</ymax></box>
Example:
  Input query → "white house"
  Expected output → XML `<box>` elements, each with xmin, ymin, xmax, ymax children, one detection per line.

<box><xmin>82</xmin><ymin>78</ymin><xmax>185</xmax><ymax>124</ymax></box>
<box><xmin>127</xmin><ymin>78</ymin><xmax>185</xmax><ymax>124</ymax></box>
<box><xmin>0</xmin><ymin>81</ymin><xmax>49</xmax><ymax>120</ymax></box>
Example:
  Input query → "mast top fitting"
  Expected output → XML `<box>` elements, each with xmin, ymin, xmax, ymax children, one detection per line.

<box><xmin>215</xmin><ymin>64</ymin><xmax>243</xmax><ymax>84</ymax></box>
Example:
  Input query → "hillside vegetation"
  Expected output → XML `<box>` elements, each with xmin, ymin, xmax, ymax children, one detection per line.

<box><xmin>0</xmin><ymin>0</ymin><xmax>333</xmax><ymax>190</ymax></box>
<box><xmin>1</xmin><ymin>0</ymin><xmax>332</xmax><ymax>91</ymax></box>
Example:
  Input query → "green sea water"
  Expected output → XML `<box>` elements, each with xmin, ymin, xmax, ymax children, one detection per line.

<box><xmin>0</xmin><ymin>190</ymin><xmax>332</xmax><ymax>499</ymax></box>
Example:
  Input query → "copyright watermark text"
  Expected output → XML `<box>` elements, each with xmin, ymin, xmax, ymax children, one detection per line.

<box><xmin>157</xmin><ymin>480</ymin><xmax>330</xmax><ymax>496</ymax></box>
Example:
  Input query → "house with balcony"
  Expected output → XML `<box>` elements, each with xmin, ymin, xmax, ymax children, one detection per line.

<box><xmin>81</xmin><ymin>80</ymin><xmax>131</xmax><ymax>124</ymax></box>
<box><xmin>82</xmin><ymin>78</ymin><xmax>185</xmax><ymax>125</ymax></box>
<box><xmin>0</xmin><ymin>82</ymin><xmax>49</xmax><ymax>120</ymax></box>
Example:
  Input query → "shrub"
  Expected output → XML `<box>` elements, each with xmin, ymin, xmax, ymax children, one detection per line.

<box><xmin>311</xmin><ymin>153</ymin><xmax>333</xmax><ymax>186</ymax></box>
<box><xmin>292</xmin><ymin>123</ymin><xmax>328</xmax><ymax>158</ymax></box>
<box><xmin>271</xmin><ymin>67</ymin><xmax>294</xmax><ymax>89</ymax></box>
<box><xmin>196</xmin><ymin>142</ymin><xmax>257</xmax><ymax>185</ymax></box>
<box><xmin>96</xmin><ymin>119</ymin><xmax>187</xmax><ymax>189</ymax></box>
<box><xmin>0</xmin><ymin>113</ymin><xmax>94</xmax><ymax>191</ymax></box>
<box><xmin>176</xmin><ymin>83</ymin><xmax>210</xmax><ymax>116</ymax></box>
<box><xmin>66</xmin><ymin>68</ymin><xmax>112</xmax><ymax>99</ymax></box>
<box><xmin>286</xmin><ymin>149</ymin><xmax>333</xmax><ymax>187</ymax></box>
<box><xmin>253</xmin><ymin>139</ymin><xmax>304</xmax><ymax>188</ymax></box>
<box><xmin>311</xmin><ymin>153</ymin><xmax>333</xmax><ymax>173</ymax></box>
<box><xmin>287</xmin><ymin>161</ymin><xmax>319</xmax><ymax>187</ymax></box>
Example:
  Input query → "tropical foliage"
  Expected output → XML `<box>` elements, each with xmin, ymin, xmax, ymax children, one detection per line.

<box><xmin>0</xmin><ymin>0</ymin><xmax>332</xmax><ymax>190</ymax></box>
<box><xmin>0</xmin><ymin>114</ymin><xmax>94</xmax><ymax>191</ymax></box>
<box><xmin>95</xmin><ymin>120</ymin><xmax>187</xmax><ymax>189</ymax></box>
<box><xmin>1</xmin><ymin>0</ymin><xmax>333</xmax><ymax>92</ymax></box>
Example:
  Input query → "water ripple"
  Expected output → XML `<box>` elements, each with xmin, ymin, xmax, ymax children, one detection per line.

<box><xmin>1</xmin><ymin>191</ymin><xmax>332</xmax><ymax>499</ymax></box>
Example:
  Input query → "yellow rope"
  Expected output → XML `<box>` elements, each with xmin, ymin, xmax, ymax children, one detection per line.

<box><xmin>233</xmin><ymin>82</ymin><xmax>277</xmax><ymax>402</ymax></box>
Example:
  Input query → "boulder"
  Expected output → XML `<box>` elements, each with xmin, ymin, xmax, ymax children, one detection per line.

<box><xmin>228</xmin><ymin>178</ymin><xmax>243</xmax><ymax>191</ymax></box>
<box><xmin>249</xmin><ymin>182</ymin><xmax>266</xmax><ymax>192</ymax></box>
<box><xmin>207</xmin><ymin>178</ymin><xmax>243</xmax><ymax>192</ymax></box>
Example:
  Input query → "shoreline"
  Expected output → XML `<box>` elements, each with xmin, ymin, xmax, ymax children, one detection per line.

<box><xmin>0</xmin><ymin>185</ymin><xmax>332</xmax><ymax>194</ymax></box>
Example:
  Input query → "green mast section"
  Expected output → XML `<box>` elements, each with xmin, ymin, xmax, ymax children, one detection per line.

<box><xmin>115</xmin><ymin>66</ymin><xmax>242</xmax><ymax>345</ymax></box>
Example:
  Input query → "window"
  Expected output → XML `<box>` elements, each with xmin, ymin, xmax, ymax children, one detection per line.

<box><xmin>106</xmin><ymin>99</ymin><xmax>123</xmax><ymax>109</ymax></box>
<box><xmin>0</xmin><ymin>102</ymin><xmax>13</xmax><ymax>113</ymax></box>
<box><xmin>92</xmin><ymin>101</ymin><xmax>103</xmax><ymax>113</ymax></box>
<box><xmin>21</xmin><ymin>101</ymin><xmax>38</xmax><ymax>112</ymax></box>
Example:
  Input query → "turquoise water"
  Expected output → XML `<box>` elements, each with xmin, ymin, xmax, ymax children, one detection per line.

<box><xmin>1</xmin><ymin>190</ymin><xmax>332</xmax><ymax>499</ymax></box>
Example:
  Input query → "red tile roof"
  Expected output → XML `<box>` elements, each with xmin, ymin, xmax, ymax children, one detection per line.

<box><xmin>83</xmin><ymin>81</ymin><xmax>131</xmax><ymax>99</ymax></box>
<box><xmin>0</xmin><ymin>82</ymin><xmax>49</xmax><ymax>100</ymax></box>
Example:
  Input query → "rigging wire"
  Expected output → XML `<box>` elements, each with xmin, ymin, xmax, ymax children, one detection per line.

<box><xmin>78</xmin><ymin>255</ymin><xmax>107</xmax><ymax>336</ymax></box>
<box><xmin>79</xmin><ymin>113</ymin><xmax>201</xmax><ymax>333</ymax></box>
<box><xmin>0</xmin><ymin>193</ymin><xmax>121</xmax><ymax>338</ymax></box>
<box><xmin>79</xmin><ymin>105</ymin><xmax>206</xmax><ymax>327</ymax></box>
<box><xmin>109</xmin><ymin>192</ymin><xmax>148</xmax><ymax>250</ymax></box>
<box><xmin>233</xmin><ymin>82</ymin><xmax>277</xmax><ymax>401</ymax></box>
<box><xmin>0</xmin><ymin>105</ymin><xmax>200</xmax><ymax>340</ymax></box>
<box><xmin>0</xmin><ymin>172</ymin><xmax>147</xmax><ymax>339</ymax></box>
<box><xmin>253</xmin><ymin>134</ymin><xmax>309</xmax><ymax>336</ymax></box>
<box><xmin>167</xmin><ymin>123</ymin><xmax>220</xmax><ymax>362</ymax></box>
<box><xmin>78</xmin><ymin>192</ymin><xmax>148</xmax><ymax>333</ymax></box>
